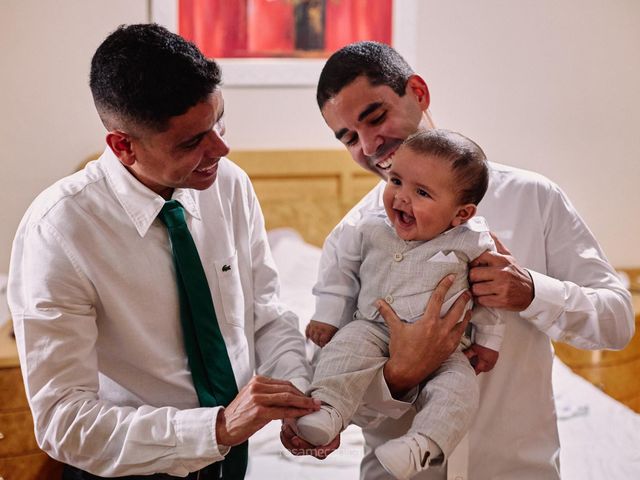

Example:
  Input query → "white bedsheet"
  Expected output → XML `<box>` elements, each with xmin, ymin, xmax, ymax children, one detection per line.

<box><xmin>553</xmin><ymin>359</ymin><xmax>640</xmax><ymax>479</ymax></box>
<box><xmin>246</xmin><ymin>228</ymin><xmax>640</xmax><ymax>479</ymax></box>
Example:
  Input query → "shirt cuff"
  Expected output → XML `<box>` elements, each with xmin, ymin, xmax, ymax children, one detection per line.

<box><xmin>213</xmin><ymin>409</ymin><xmax>231</xmax><ymax>457</ymax></box>
<box><xmin>518</xmin><ymin>269</ymin><xmax>565</xmax><ymax>332</ymax></box>
<box><xmin>289</xmin><ymin>376</ymin><xmax>311</xmax><ymax>395</ymax></box>
<box><xmin>173</xmin><ymin>407</ymin><xmax>228</xmax><ymax>472</ymax></box>
<box><xmin>312</xmin><ymin>298</ymin><xmax>349</xmax><ymax>328</ymax></box>
<box><xmin>361</xmin><ymin>368</ymin><xmax>417</xmax><ymax>419</ymax></box>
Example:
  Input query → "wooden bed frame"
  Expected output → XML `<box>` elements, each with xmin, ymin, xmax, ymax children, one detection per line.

<box><xmin>228</xmin><ymin>149</ymin><xmax>379</xmax><ymax>248</ymax></box>
<box><xmin>230</xmin><ymin>149</ymin><xmax>640</xmax><ymax>413</ymax></box>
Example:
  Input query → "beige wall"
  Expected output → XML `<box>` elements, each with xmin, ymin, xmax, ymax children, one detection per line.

<box><xmin>0</xmin><ymin>0</ymin><xmax>638</xmax><ymax>272</ymax></box>
<box><xmin>413</xmin><ymin>0</ymin><xmax>640</xmax><ymax>269</ymax></box>
<box><xmin>0</xmin><ymin>0</ymin><xmax>148</xmax><ymax>272</ymax></box>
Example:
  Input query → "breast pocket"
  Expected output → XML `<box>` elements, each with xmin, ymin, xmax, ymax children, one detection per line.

<box><xmin>213</xmin><ymin>251</ymin><xmax>245</xmax><ymax>328</ymax></box>
<box><xmin>393</xmin><ymin>260</ymin><xmax>468</xmax><ymax>322</ymax></box>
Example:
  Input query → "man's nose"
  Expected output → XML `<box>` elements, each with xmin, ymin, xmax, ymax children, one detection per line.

<box><xmin>360</xmin><ymin>132</ymin><xmax>383</xmax><ymax>158</ymax></box>
<box><xmin>204</xmin><ymin>128</ymin><xmax>230</xmax><ymax>157</ymax></box>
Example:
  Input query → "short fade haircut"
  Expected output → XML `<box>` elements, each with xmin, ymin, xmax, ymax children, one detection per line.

<box><xmin>317</xmin><ymin>41</ymin><xmax>414</xmax><ymax>109</ymax></box>
<box><xmin>90</xmin><ymin>23</ymin><xmax>221</xmax><ymax>133</ymax></box>
<box><xmin>402</xmin><ymin>129</ymin><xmax>489</xmax><ymax>205</ymax></box>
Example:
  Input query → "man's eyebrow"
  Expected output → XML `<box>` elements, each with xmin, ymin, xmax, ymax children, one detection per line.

<box><xmin>178</xmin><ymin>108</ymin><xmax>225</xmax><ymax>147</ymax></box>
<box><xmin>335</xmin><ymin>102</ymin><xmax>383</xmax><ymax>140</ymax></box>
<box><xmin>178</xmin><ymin>131</ymin><xmax>207</xmax><ymax>147</ymax></box>
<box><xmin>335</xmin><ymin>128</ymin><xmax>348</xmax><ymax>140</ymax></box>
<box><xmin>358</xmin><ymin>102</ymin><xmax>383</xmax><ymax>122</ymax></box>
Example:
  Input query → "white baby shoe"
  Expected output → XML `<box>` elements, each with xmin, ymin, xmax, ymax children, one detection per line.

<box><xmin>296</xmin><ymin>405</ymin><xmax>343</xmax><ymax>446</ymax></box>
<box><xmin>375</xmin><ymin>433</ymin><xmax>441</xmax><ymax>480</ymax></box>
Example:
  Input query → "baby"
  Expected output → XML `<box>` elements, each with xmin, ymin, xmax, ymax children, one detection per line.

<box><xmin>297</xmin><ymin>129</ymin><xmax>505</xmax><ymax>480</ymax></box>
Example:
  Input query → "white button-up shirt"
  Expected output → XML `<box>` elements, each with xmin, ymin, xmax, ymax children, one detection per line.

<box><xmin>315</xmin><ymin>161</ymin><xmax>634</xmax><ymax>480</ymax></box>
<box><xmin>8</xmin><ymin>148</ymin><xmax>311</xmax><ymax>477</ymax></box>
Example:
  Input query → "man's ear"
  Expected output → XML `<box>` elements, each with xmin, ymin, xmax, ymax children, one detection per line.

<box><xmin>406</xmin><ymin>75</ymin><xmax>430</xmax><ymax>110</ymax></box>
<box><xmin>106</xmin><ymin>130</ymin><xmax>136</xmax><ymax>166</ymax></box>
<box><xmin>451</xmin><ymin>204</ymin><xmax>477</xmax><ymax>227</ymax></box>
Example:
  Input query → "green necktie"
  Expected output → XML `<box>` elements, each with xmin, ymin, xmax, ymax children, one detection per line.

<box><xmin>159</xmin><ymin>200</ymin><xmax>248</xmax><ymax>479</ymax></box>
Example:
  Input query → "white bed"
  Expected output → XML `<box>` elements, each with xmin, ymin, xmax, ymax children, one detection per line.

<box><xmin>243</xmin><ymin>228</ymin><xmax>640</xmax><ymax>480</ymax></box>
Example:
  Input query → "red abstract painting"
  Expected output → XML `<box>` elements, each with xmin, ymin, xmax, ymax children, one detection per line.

<box><xmin>179</xmin><ymin>0</ymin><xmax>393</xmax><ymax>58</ymax></box>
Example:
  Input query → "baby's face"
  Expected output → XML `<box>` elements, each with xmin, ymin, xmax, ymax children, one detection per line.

<box><xmin>383</xmin><ymin>148</ymin><xmax>465</xmax><ymax>241</ymax></box>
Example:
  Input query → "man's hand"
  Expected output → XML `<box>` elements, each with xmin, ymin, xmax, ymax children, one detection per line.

<box><xmin>378</xmin><ymin>274</ymin><xmax>472</xmax><ymax>398</ymax></box>
<box><xmin>280</xmin><ymin>418</ymin><xmax>340</xmax><ymax>460</ymax></box>
<box><xmin>215</xmin><ymin>376</ymin><xmax>320</xmax><ymax>447</ymax></box>
<box><xmin>306</xmin><ymin>320</ymin><xmax>339</xmax><ymax>347</ymax></box>
<box><xmin>464</xmin><ymin>344</ymin><xmax>499</xmax><ymax>375</ymax></box>
<box><xmin>469</xmin><ymin>234</ymin><xmax>534</xmax><ymax>311</ymax></box>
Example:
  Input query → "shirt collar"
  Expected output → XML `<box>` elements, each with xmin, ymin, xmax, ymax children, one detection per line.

<box><xmin>100</xmin><ymin>148</ymin><xmax>202</xmax><ymax>237</ymax></box>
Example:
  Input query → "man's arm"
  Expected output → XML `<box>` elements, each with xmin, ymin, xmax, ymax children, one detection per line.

<box><xmin>9</xmin><ymin>221</ymin><xmax>229</xmax><ymax>476</ymax></box>
<box><xmin>470</xmin><ymin>184</ymin><xmax>634</xmax><ymax>350</ymax></box>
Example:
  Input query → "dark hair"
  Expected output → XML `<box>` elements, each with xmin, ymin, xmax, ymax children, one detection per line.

<box><xmin>90</xmin><ymin>23</ymin><xmax>221</xmax><ymax>132</ymax></box>
<box><xmin>317</xmin><ymin>41</ymin><xmax>414</xmax><ymax>109</ymax></box>
<box><xmin>402</xmin><ymin>129</ymin><xmax>489</xmax><ymax>205</ymax></box>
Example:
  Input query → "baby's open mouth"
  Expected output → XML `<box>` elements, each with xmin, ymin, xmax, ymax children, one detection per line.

<box><xmin>396</xmin><ymin>210</ymin><xmax>415</xmax><ymax>225</ymax></box>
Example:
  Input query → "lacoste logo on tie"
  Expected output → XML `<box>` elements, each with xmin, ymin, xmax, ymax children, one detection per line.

<box><xmin>222</xmin><ymin>264</ymin><xmax>231</xmax><ymax>272</ymax></box>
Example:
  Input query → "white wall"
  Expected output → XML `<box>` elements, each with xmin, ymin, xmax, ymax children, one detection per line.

<box><xmin>0</xmin><ymin>0</ymin><xmax>638</xmax><ymax>272</ymax></box>
<box><xmin>0</xmin><ymin>0</ymin><xmax>148</xmax><ymax>272</ymax></box>
<box><xmin>413</xmin><ymin>0</ymin><xmax>640</xmax><ymax>268</ymax></box>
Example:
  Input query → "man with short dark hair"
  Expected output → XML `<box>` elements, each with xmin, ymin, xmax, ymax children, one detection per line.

<box><xmin>8</xmin><ymin>24</ymin><xmax>318</xmax><ymax>479</ymax></box>
<box><xmin>283</xmin><ymin>41</ymin><xmax>634</xmax><ymax>480</ymax></box>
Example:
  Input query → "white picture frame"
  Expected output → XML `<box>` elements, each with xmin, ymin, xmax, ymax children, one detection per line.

<box><xmin>150</xmin><ymin>0</ymin><xmax>417</xmax><ymax>87</ymax></box>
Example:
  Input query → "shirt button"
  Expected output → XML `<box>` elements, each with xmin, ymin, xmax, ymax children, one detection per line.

<box><xmin>393</xmin><ymin>252</ymin><xmax>404</xmax><ymax>262</ymax></box>
<box><xmin>385</xmin><ymin>295</ymin><xmax>394</xmax><ymax>304</ymax></box>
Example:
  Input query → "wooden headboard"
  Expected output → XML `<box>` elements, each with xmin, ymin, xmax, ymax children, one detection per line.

<box><xmin>228</xmin><ymin>150</ymin><xmax>379</xmax><ymax>247</ymax></box>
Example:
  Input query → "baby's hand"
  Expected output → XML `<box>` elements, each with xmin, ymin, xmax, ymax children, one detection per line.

<box><xmin>305</xmin><ymin>320</ymin><xmax>338</xmax><ymax>347</ymax></box>
<box><xmin>464</xmin><ymin>344</ymin><xmax>499</xmax><ymax>375</ymax></box>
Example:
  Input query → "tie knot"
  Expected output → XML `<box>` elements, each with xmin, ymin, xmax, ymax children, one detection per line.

<box><xmin>159</xmin><ymin>200</ymin><xmax>186</xmax><ymax>229</ymax></box>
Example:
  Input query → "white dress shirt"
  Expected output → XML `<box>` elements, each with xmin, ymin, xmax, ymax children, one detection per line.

<box><xmin>8</xmin><ymin>148</ymin><xmax>311</xmax><ymax>477</ymax></box>
<box><xmin>315</xmin><ymin>161</ymin><xmax>634</xmax><ymax>480</ymax></box>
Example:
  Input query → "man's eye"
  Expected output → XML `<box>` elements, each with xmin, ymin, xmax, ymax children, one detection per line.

<box><xmin>371</xmin><ymin>112</ymin><xmax>386</xmax><ymax>125</ymax></box>
<box><xmin>345</xmin><ymin>134</ymin><xmax>358</xmax><ymax>146</ymax></box>
<box><xmin>182</xmin><ymin>137</ymin><xmax>203</xmax><ymax>150</ymax></box>
<box><xmin>417</xmin><ymin>188</ymin><xmax>430</xmax><ymax>197</ymax></box>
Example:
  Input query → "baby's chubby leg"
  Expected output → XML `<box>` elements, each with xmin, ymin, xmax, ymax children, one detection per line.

<box><xmin>297</xmin><ymin>320</ymin><xmax>389</xmax><ymax>445</ymax></box>
<box><xmin>374</xmin><ymin>349</ymin><xmax>479</xmax><ymax>479</ymax></box>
